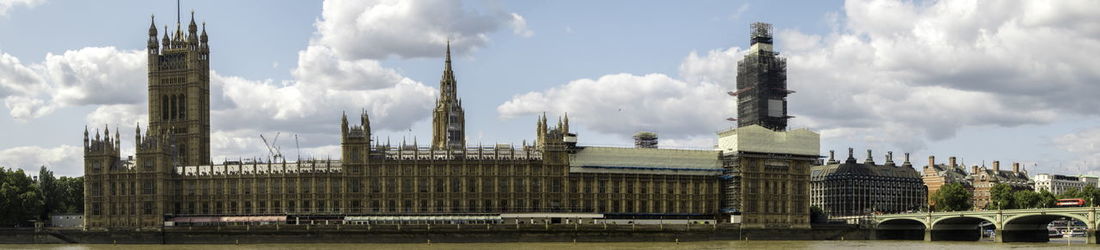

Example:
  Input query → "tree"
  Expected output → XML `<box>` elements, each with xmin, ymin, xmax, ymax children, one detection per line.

<box><xmin>56</xmin><ymin>176</ymin><xmax>84</xmax><ymax>213</ymax></box>
<box><xmin>932</xmin><ymin>183</ymin><xmax>972</xmax><ymax>212</ymax></box>
<box><xmin>1036</xmin><ymin>189</ymin><xmax>1057</xmax><ymax>208</ymax></box>
<box><xmin>1058</xmin><ymin>187</ymin><xmax>1082</xmax><ymax>200</ymax></box>
<box><xmin>38</xmin><ymin>166</ymin><xmax>59</xmax><ymax>220</ymax></box>
<box><xmin>0</xmin><ymin>167</ymin><xmax>43</xmax><ymax>227</ymax></box>
<box><xmin>1081</xmin><ymin>186</ymin><xmax>1100</xmax><ymax>206</ymax></box>
<box><xmin>1012</xmin><ymin>190</ymin><xmax>1040</xmax><ymax>209</ymax></box>
<box><xmin>989</xmin><ymin>184</ymin><xmax>1015</xmax><ymax>209</ymax></box>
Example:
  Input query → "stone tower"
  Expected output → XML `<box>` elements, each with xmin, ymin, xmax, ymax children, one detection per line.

<box><xmin>431</xmin><ymin>42</ymin><xmax>466</xmax><ymax>150</ymax></box>
<box><xmin>735</xmin><ymin>22</ymin><xmax>790</xmax><ymax>131</ymax></box>
<box><xmin>147</xmin><ymin>12</ymin><xmax>211</xmax><ymax>165</ymax></box>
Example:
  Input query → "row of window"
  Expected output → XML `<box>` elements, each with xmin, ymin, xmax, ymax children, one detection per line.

<box><xmin>166</xmin><ymin>178</ymin><xmax>715</xmax><ymax>196</ymax></box>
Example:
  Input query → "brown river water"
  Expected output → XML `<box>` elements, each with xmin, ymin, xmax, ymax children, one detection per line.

<box><xmin>0</xmin><ymin>239</ymin><xmax>1095</xmax><ymax>250</ymax></box>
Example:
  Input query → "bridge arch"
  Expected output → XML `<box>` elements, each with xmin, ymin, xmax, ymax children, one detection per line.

<box><xmin>999</xmin><ymin>212</ymin><xmax>1091</xmax><ymax>243</ymax></box>
<box><xmin>875</xmin><ymin>218</ymin><xmax>927</xmax><ymax>240</ymax></box>
<box><xmin>929</xmin><ymin>215</ymin><xmax>997</xmax><ymax>241</ymax></box>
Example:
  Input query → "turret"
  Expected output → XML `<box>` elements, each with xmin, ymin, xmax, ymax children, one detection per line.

<box><xmin>188</xmin><ymin>11</ymin><xmax>198</xmax><ymax>39</ymax></box>
<box><xmin>200</xmin><ymin>22</ymin><xmax>208</xmax><ymax>46</ymax></box>
<box><xmin>148</xmin><ymin>15</ymin><xmax>159</xmax><ymax>52</ymax></box>
<box><xmin>162</xmin><ymin>25</ymin><xmax>170</xmax><ymax>48</ymax></box>
<box><xmin>563</xmin><ymin>113</ymin><xmax>570</xmax><ymax>134</ymax></box>
<box><xmin>83</xmin><ymin>126</ymin><xmax>89</xmax><ymax>148</ymax></box>
<box><xmin>135</xmin><ymin>123</ymin><xmax>142</xmax><ymax>144</ymax></box>
<box><xmin>341</xmin><ymin>111</ymin><xmax>349</xmax><ymax>137</ymax></box>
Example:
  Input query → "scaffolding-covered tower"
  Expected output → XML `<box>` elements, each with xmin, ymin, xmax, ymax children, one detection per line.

<box><xmin>633</xmin><ymin>132</ymin><xmax>658</xmax><ymax>149</ymax></box>
<box><xmin>734</xmin><ymin>22</ymin><xmax>791</xmax><ymax>131</ymax></box>
<box><xmin>718</xmin><ymin>22</ymin><xmax>819</xmax><ymax>229</ymax></box>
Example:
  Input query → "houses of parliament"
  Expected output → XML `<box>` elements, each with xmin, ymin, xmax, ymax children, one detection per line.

<box><xmin>83</xmin><ymin>12</ymin><xmax>819</xmax><ymax>231</ymax></box>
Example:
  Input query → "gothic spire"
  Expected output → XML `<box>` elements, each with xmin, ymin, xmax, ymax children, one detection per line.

<box><xmin>440</xmin><ymin>40</ymin><xmax>456</xmax><ymax>100</ymax></box>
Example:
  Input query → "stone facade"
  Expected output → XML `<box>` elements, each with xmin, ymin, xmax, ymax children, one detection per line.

<box><xmin>921</xmin><ymin>156</ymin><xmax>1032</xmax><ymax>210</ymax></box>
<box><xmin>921</xmin><ymin>156</ymin><xmax>971</xmax><ymax>208</ymax></box>
<box><xmin>811</xmin><ymin>149</ymin><xmax>926</xmax><ymax>217</ymax></box>
<box><xmin>970</xmin><ymin>161</ymin><xmax>1031</xmax><ymax>209</ymax></box>
<box><xmin>1034</xmin><ymin>173</ymin><xmax>1094</xmax><ymax>195</ymax></box>
<box><xmin>82</xmin><ymin>13</ymin><xmax>723</xmax><ymax>230</ymax></box>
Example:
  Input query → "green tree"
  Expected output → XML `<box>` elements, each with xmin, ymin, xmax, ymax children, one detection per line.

<box><xmin>1036</xmin><ymin>189</ymin><xmax>1057</xmax><ymax>208</ymax></box>
<box><xmin>1012</xmin><ymin>190</ymin><xmax>1040</xmax><ymax>209</ymax></box>
<box><xmin>0</xmin><ymin>167</ymin><xmax>43</xmax><ymax>226</ymax></box>
<box><xmin>932</xmin><ymin>183</ymin><xmax>972</xmax><ymax>212</ymax></box>
<box><xmin>1081</xmin><ymin>186</ymin><xmax>1100</xmax><ymax>206</ymax></box>
<box><xmin>989</xmin><ymin>184</ymin><xmax>1015</xmax><ymax>209</ymax></box>
<box><xmin>38</xmin><ymin>166</ymin><xmax>59</xmax><ymax>220</ymax></box>
<box><xmin>1058</xmin><ymin>187</ymin><xmax>1081</xmax><ymax>200</ymax></box>
<box><xmin>56</xmin><ymin>176</ymin><xmax>84</xmax><ymax>213</ymax></box>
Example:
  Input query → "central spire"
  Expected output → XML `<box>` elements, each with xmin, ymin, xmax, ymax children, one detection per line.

<box><xmin>440</xmin><ymin>40</ymin><xmax>456</xmax><ymax>101</ymax></box>
<box><xmin>432</xmin><ymin>41</ymin><xmax>466</xmax><ymax>150</ymax></box>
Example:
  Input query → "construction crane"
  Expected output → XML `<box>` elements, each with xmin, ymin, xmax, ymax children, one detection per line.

<box><xmin>260</xmin><ymin>132</ymin><xmax>283</xmax><ymax>163</ymax></box>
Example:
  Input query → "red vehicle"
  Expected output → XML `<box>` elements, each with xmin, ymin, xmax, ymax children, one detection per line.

<box><xmin>1056</xmin><ymin>198</ymin><xmax>1086</xmax><ymax>207</ymax></box>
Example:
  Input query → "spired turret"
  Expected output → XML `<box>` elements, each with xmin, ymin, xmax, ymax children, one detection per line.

<box><xmin>148</xmin><ymin>16</ymin><xmax>159</xmax><ymax>53</ymax></box>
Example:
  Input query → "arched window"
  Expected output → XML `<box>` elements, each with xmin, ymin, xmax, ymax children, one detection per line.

<box><xmin>179</xmin><ymin>94</ymin><xmax>186</xmax><ymax>119</ymax></box>
<box><xmin>170</xmin><ymin>95</ymin><xmax>178</xmax><ymax>120</ymax></box>
<box><xmin>161</xmin><ymin>95</ymin><xmax>169</xmax><ymax>120</ymax></box>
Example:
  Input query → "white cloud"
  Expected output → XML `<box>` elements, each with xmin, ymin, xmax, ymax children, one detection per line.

<box><xmin>1053</xmin><ymin>127</ymin><xmax>1100</xmax><ymax>176</ymax></box>
<box><xmin>0</xmin><ymin>0</ymin><xmax>42</xmax><ymax>17</ymax></box>
<box><xmin>312</xmin><ymin>0</ymin><xmax>532</xmax><ymax>59</ymax></box>
<box><xmin>498</xmin><ymin>73</ymin><xmax>732</xmax><ymax>140</ymax></box>
<box><xmin>509</xmin><ymin>13</ymin><xmax>534</xmax><ymax>38</ymax></box>
<box><xmin>0</xmin><ymin>47</ymin><xmax>146</xmax><ymax>120</ymax></box>
<box><xmin>499</xmin><ymin>0</ymin><xmax>1099</xmax><ymax>152</ymax></box>
<box><xmin>776</xmin><ymin>0</ymin><xmax>1098</xmax><ymax>151</ymax></box>
<box><xmin>0</xmin><ymin>145</ymin><xmax>82</xmax><ymax>176</ymax></box>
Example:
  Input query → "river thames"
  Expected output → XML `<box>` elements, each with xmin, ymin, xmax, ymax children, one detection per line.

<box><xmin>0</xmin><ymin>239</ymin><xmax>1094</xmax><ymax>250</ymax></box>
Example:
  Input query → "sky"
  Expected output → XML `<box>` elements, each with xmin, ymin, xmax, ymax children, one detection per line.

<box><xmin>1</xmin><ymin>0</ymin><xmax>1099</xmax><ymax>177</ymax></box>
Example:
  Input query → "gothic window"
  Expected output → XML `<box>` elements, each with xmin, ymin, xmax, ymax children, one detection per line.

<box><xmin>143</xmin><ymin>200</ymin><xmax>154</xmax><ymax>213</ymax></box>
<box><xmin>162</xmin><ymin>95</ymin><xmax>169</xmax><ymax>120</ymax></box>
<box><xmin>170</xmin><ymin>95</ymin><xmax>177</xmax><ymax>120</ymax></box>
<box><xmin>142</xmin><ymin>180</ymin><xmax>154</xmax><ymax>195</ymax></box>
<box><xmin>179</xmin><ymin>94</ymin><xmax>186</xmax><ymax>119</ymax></box>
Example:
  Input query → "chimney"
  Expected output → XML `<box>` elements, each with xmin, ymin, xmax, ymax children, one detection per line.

<box><xmin>865</xmin><ymin>149</ymin><xmax>874</xmax><ymax>164</ymax></box>
<box><xmin>972</xmin><ymin>165</ymin><xmax>979</xmax><ymax>174</ymax></box>
<box><xmin>949</xmin><ymin>157</ymin><xmax>957</xmax><ymax>168</ymax></box>
<box><xmin>1012</xmin><ymin>162</ymin><xmax>1020</xmax><ymax>173</ymax></box>
<box><xmin>993</xmin><ymin>161</ymin><xmax>1000</xmax><ymax>172</ymax></box>
<box><xmin>927</xmin><ymin>156</ymin><xmax>935</xmax><ymax>169</ymax></box>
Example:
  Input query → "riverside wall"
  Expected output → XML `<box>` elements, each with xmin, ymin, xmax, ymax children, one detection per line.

<box><xmin>1</xmin><ymin>224</ymin><xmax>871</xmax><ymax>244</ymax></box>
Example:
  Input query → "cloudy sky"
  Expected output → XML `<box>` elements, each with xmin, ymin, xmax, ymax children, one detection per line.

<box><xmin>1</xmin><ymin>0</ymin><xmax>1098</xmax><ymax>177</ymax></box>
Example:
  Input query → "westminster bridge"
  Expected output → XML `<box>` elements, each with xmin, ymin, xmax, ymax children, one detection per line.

<box><xmin>863</xmin><ymin>207</ymin><xmax>1098</xmax><ymax>243</ymax></box>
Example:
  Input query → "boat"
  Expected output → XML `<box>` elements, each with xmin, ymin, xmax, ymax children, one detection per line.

<box><xmin>1049</xmin><ymin>229</ymin><xmax>1063</xmax><ymax>238</ymax></box>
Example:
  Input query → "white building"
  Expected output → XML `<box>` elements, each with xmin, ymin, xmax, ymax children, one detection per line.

<box><xmin>1079</xmin><ymin>175</ymin><xmax>1099</xmax><ymax>188</ymax></box>
<box><xmin>1033</xmin><ymin>173</ymin><xmax>1091</xmax><ymax>194</ymax></box>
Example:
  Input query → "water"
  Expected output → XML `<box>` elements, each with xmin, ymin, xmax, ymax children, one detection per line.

<box><xmin>0</xmin><ymin>240</ymin><xmax>1095</xmax><ymax>250</ymax></box>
